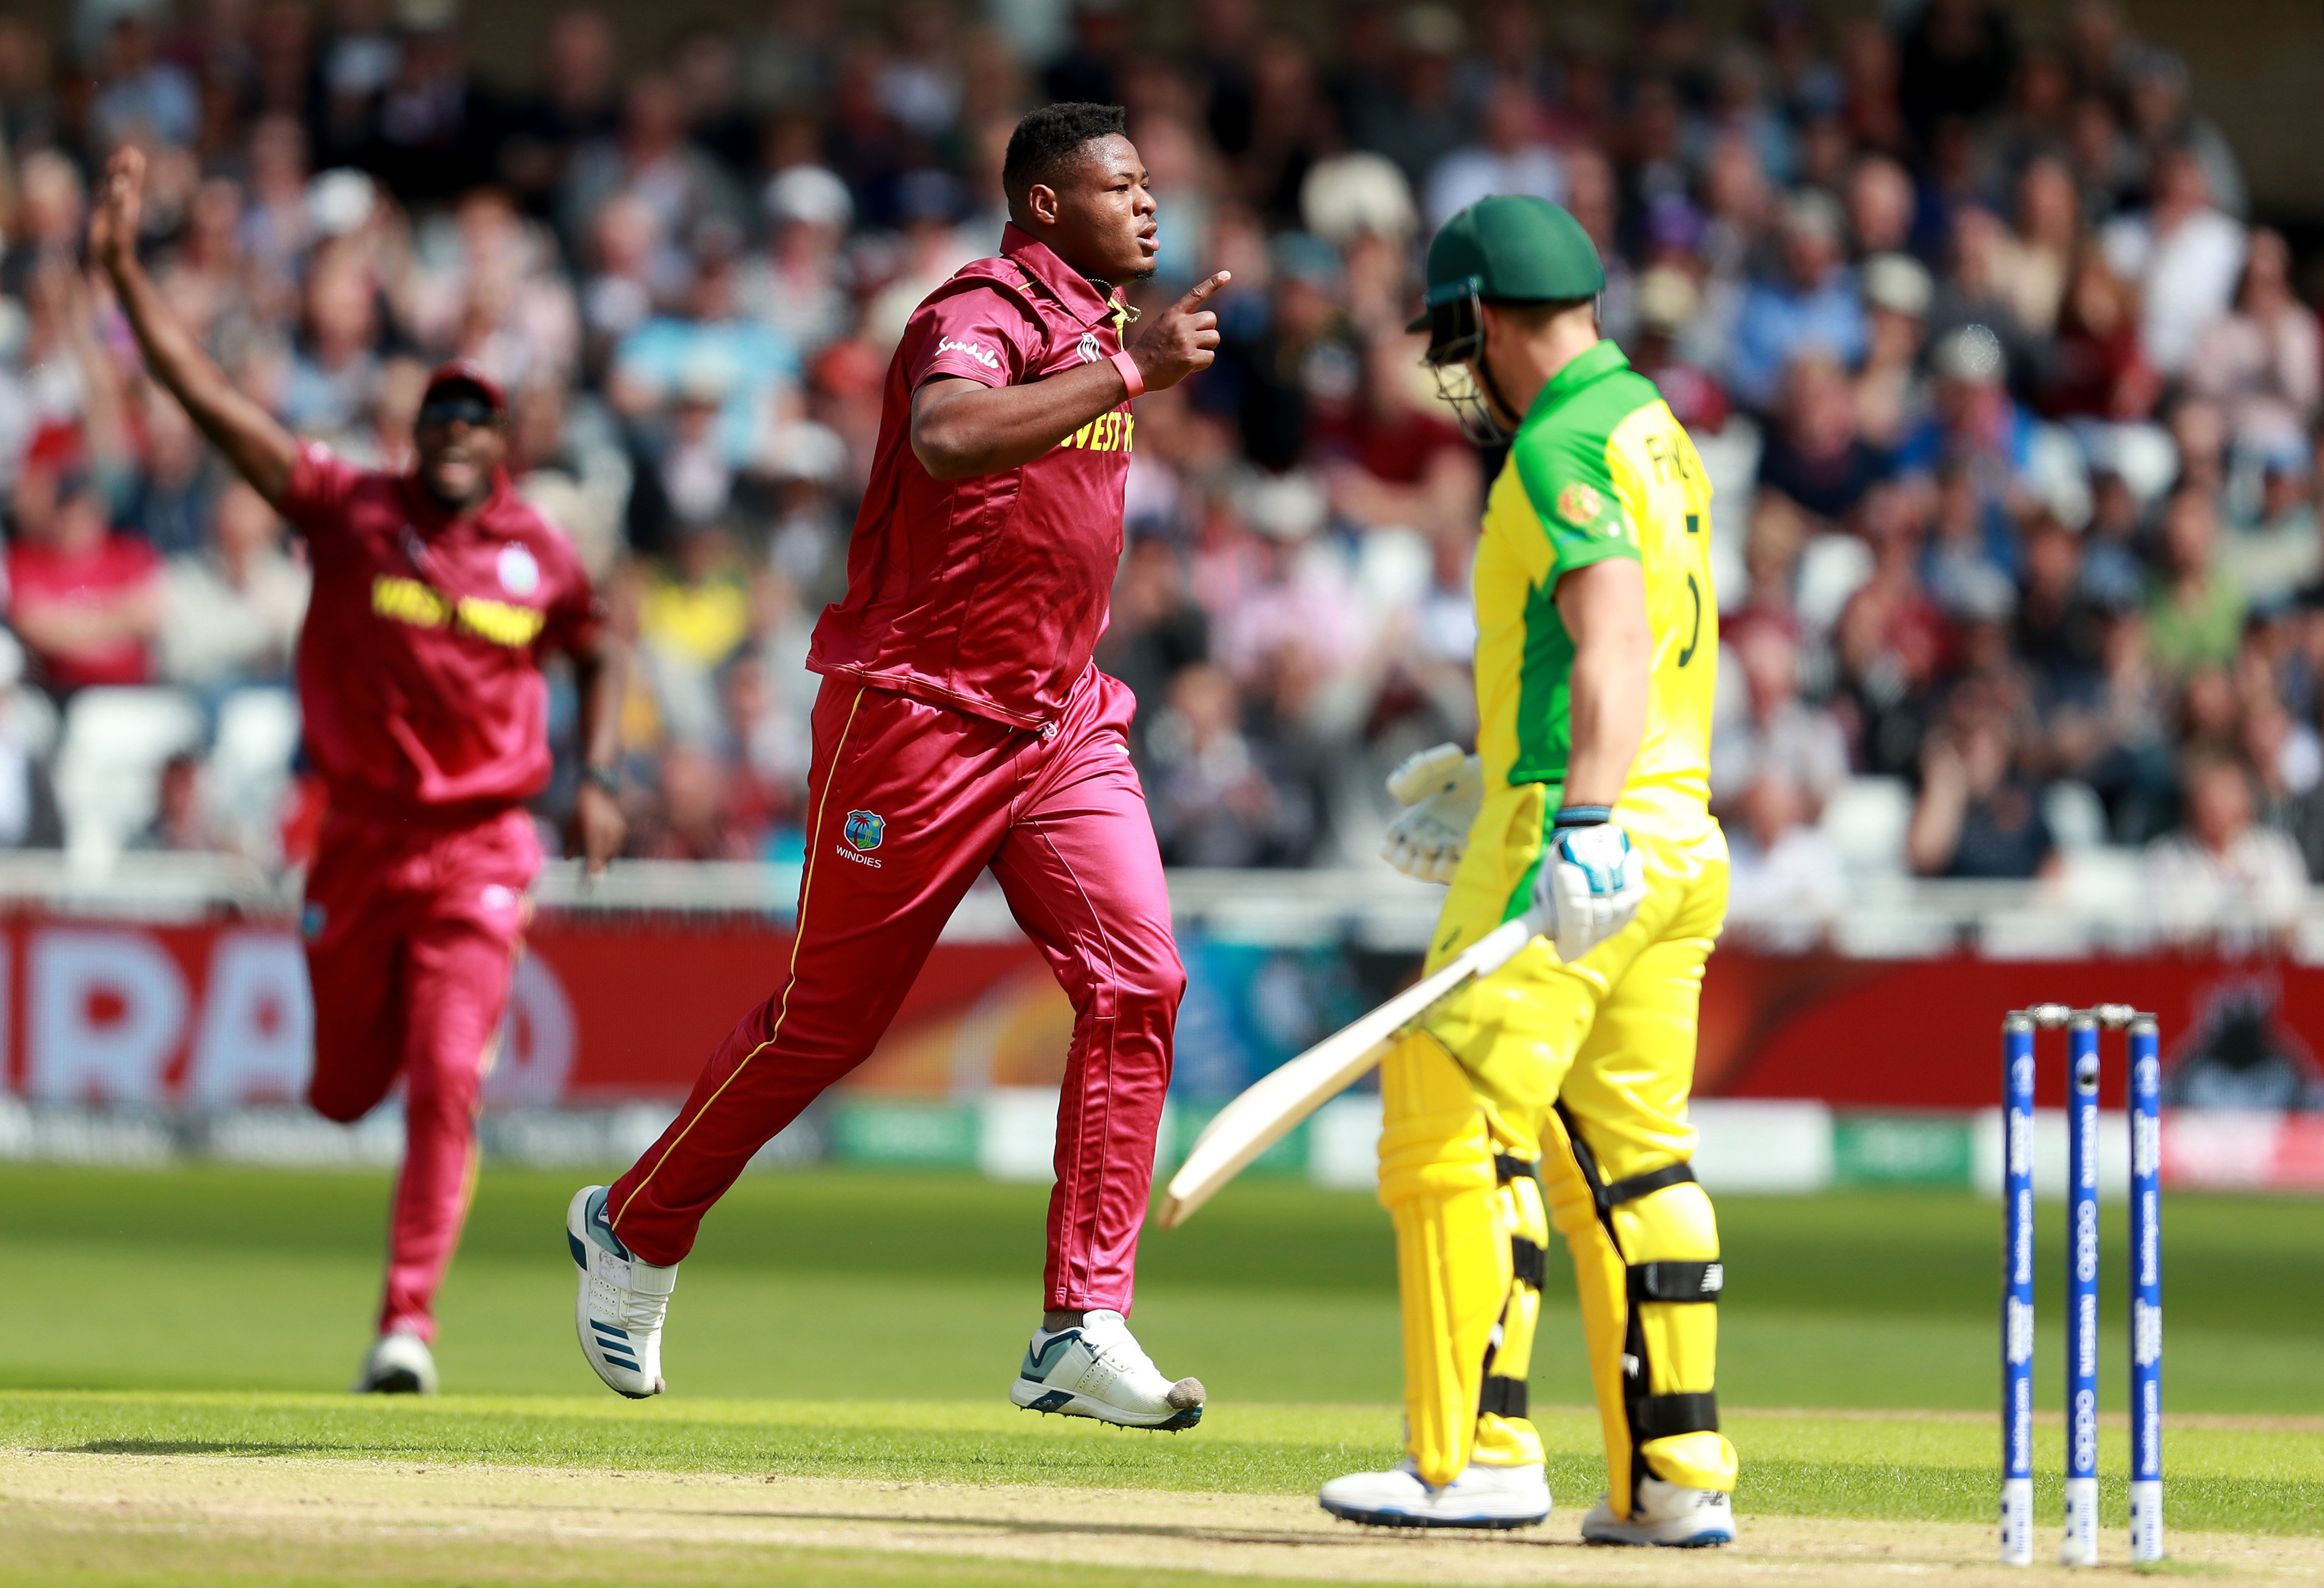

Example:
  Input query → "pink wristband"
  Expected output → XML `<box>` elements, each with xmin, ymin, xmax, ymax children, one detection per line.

<box><xmin>1110</xmin><ymin>348</ymin><xmax>1145</xmax><ymax>400</ymax></box>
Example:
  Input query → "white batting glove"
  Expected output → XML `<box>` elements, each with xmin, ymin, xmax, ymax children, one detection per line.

<box><xmin>1380</xmin><ymin>743</ymin><xmax>1481</xmax><ymax>883</ymax></box>
<box><xmin>1533</xmin><ymin>809</ymin><xmax>1646</xmax><ymax>962</ymax></box>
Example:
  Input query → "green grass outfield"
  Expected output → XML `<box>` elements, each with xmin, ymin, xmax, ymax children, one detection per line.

<box><xmin>5</xmin><ymin>1162</ymin><xmax>2319</xmax><ymax>1413</ymax></box>
<box><xmin>2</xmin><ymin>1162</ymin><xmax>2320</xmax><ymax>1555</ymax></box>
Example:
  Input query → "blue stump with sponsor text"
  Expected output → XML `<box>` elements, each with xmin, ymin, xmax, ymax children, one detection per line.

<box><xmin>2000</xmin><ymin>1004</ymin><xmax>2163</xmax><ymax>1569</ymax></box>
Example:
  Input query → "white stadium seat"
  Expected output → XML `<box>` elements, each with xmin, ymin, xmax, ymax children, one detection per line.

<box><xmin>1821</xmin><ymin>775</ymin><xmax>1912</xmax><ymax>878</ymax></box>
<box><xmin>209</xmin><ymin>688</ymin><xmax>302</xmax><ymax>858</ymax></box>
<box><xmin>53</xmin><ymin>688</ymin><xmax>207</xmax><ymax>863</ymax></box>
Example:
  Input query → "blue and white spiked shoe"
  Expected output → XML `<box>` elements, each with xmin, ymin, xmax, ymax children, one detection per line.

<box><xmin>1009</xmin><ymin>1310</ymin><xmax>1204</xmax><ymax>1430</ymax></box>
<box><xmin>566</xmin><ymin>1185</ymin><xmax>676</xmax><ymax>1398</ymax></box>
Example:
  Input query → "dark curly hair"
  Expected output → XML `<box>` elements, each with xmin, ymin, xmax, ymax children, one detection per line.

<box><xmin>1001</xmin><ymin>102</ymin><xmax>1129</xmax><ymax>214</ymax></box>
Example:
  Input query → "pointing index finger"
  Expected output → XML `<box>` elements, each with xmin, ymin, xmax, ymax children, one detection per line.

<box><xmin>1177</xmin><ymin>271</ymin><xmax>1232</xmax><ymax>311</ymax></box>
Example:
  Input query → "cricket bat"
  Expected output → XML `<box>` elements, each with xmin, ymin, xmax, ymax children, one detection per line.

<box><xmin>1156</xmin><ymin>912</ymin><xmax>1545</xmax><ymax>1229</ymax></box>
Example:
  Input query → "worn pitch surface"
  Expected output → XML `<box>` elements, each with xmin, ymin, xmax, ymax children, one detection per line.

<box><xmin>9</xmin><ymin>1448</ymin><xmax>2324</xmax><ymax>1588</ymax></box>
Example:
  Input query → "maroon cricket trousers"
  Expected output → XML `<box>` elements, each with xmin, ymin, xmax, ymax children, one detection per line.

<box><xmin>607</xmin><ymin>667</ymin><xmax>1184</xmax><ymax>1313</ymax></box>
<box><xmin>303</xmin><ymin>804</ymin><xmax>538</xmax><ymax>1341</ymax></box>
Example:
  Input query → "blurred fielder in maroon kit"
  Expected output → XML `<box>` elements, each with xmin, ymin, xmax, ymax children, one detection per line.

<box><xmin>566</xmin><ymin>103</ymin><xmax>1229</xmax><ymax>1430</ymax></box>
<box><xmin>89</xmin><ymin>148</ymin><xmax>628</xmax><ymax>1396</ymax></box>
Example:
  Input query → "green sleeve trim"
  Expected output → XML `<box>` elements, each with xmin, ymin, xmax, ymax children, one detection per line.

<box><xmin>1509</xmin><ymin>418</ymin><xmax>1641</xmax><ymax>583</ymax></box>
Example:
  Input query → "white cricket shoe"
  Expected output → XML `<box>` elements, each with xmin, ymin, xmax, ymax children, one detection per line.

<box><xmin>1009</xmin><ymin>1310</ymin><xmax>1205</xmax><ymax>1430</ymax></box>
<box><xmin>353</xmin><ymin>1329</ymin><xmax>438</xmax><ymax>1395</ymax></box>
<box><xmin>1319</xmin><ymin>1458</ymin><xmax>1551</xmax><ymax>1529</ymax></box>
<box><xmin>566</xmin><ymin>1184</ymin><xmax>676</xmax><ymax>1399</ymax></box>
<box><xmin>1581</xmin><ymin>1475</ymin><xmax>1737</xmax><ymax>1547</ymax></box>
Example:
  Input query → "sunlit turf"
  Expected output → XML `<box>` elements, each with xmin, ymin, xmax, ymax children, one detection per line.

<box><xmin>4</xmin><ymin>1163</ymin><xmax>2319</xmax><ymax>1416</ymax></box>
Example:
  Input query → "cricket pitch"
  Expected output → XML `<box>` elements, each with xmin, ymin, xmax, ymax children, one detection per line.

<box><xmin>8</xmin><ymin>1448</ymin><xmax>2321</xmax><ymax>1587</ymax></box>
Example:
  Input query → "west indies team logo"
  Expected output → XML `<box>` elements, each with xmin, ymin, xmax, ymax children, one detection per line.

<box><xmin>843</xmin><ymin>809</ymin><xmax>886</xmax><ymax>852</ymax></box>
<box><xmin>1556</xmin><ymin>482</ymin><xmax>1603</xmax><ymax>528</ymax></box>
<box><xmin>497</xmin><ymin>542</ymin><xmax>541</xmax><ymax>595</ymax></box>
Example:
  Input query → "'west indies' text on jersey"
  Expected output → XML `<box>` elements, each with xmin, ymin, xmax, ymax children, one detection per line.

<box><xmin>808</xmin><ymin>224</ymin><xmax>1137</xmax><ymax>731</ymax></box>
<box><xmin>282</xmin><ymin>442</ymin><xmax>601</xmax><ymax>818</ymax></box>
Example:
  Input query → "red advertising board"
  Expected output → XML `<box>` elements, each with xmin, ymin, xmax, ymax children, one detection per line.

<box><xmin>0</xmin><ymin>912</ymin><xmax>2316</xmax><ymax>1114</ymax></box>
<box><xmin>0</xmin><ymin>914</ymin><xmax>1063</xmax><ymax>1108</ymax></box>
<box><xmin>1698</xmin><ymin>953</ymin><xmax>2324</xmax><ymax>1109</ymax></box>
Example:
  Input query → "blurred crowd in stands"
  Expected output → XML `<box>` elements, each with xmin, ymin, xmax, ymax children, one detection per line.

<box><xmin>0</xmin><ymin>0</ymin><xmax>2319</xmax><ymax>949</ymax></box>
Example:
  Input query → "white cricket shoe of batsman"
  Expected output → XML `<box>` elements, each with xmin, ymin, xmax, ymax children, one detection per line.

<box><xmin>353</xmin><ymin>1328</ymin><xmax>438</xmax><ymax>1395</ymax></box>
<box><xmin>1319</xmin><ymin>1457</ymin><xmax>1551</xmax><ymax>1529</ymax></box>
<box><xmin>1581</xmin><ymin>1476</ymin><xmax>1737</xmax><ymax>1547</ymax></box>
<box><xmin>566</xmin><ymin>1184</ymin><xmax>676</xmax><ymax>1399</ymax></box>
<box><xmin>1010</xmin><ymin>1310</ymin><xmax>1205</xmax><ymax>1430</ymax></box>
<box><xmin>1381</xmin><ymin>744</ymin><xmax>1482</xmax><ymax>883</ymax></box>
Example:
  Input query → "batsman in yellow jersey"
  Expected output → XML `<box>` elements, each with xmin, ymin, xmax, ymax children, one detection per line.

<box><xmin>1319</xmin><ymin>197</ymin><xmax>1735</xmax><ymax>1545</ymax></box>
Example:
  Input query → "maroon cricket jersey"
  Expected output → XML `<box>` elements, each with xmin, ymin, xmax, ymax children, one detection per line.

<box><xmin>282</xmin><ymin>442</ymin><xmax>601</xmax><ymax>819</ymax></box>
<box><xmin>808</xmin><ymin>224</ymin><xmax>1136</xmax><ymax>731</ymax></box>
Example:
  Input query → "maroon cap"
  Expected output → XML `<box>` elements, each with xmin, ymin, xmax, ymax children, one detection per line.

<box><xmin>419</xmin><ymin>358</ymin><xmax>508</xmax><ymax>416</ymax></box>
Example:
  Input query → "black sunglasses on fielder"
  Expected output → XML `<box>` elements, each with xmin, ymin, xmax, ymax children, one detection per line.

<box><xmin>416</xmin><ymin>394</ymin><xmax>499</xmax><ymax>429</ymax></box>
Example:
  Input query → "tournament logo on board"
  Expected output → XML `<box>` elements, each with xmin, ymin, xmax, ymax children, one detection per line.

<box><xmin>843</xmin><ymin>809</ymin><xmax>886</xmax><ymax>852</ymax></box>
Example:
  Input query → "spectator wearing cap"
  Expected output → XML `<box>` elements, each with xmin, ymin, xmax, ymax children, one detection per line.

<box><xmin>1893</xmin><ymin>324</ymin><xmax>2039</xmax><ymax>548</ymax></box>
<box><xmin>1854</xmin><ymin>252</ymin><xmax>1932</xmax><ymax>447</ymax></box>
<box><xmin>2185</xmin><ymin>229</ymin><xmax>2320</xmax><ymax>469</ymax></box>
<box><xmin>1423</xmin><ymin>78</ymin><xmax>1564</xmax><ymax>232</ymax></box>
<box><xmin>2146</xmin><ymin>754</ymin><xmax>2303</xmax><ymax>948</ymax></box>
<box><xmin>739</xmin><ymin>163</ymin><xmax>860</xmax><ymax>358</ymax></box>
<box><xmin>6</xmin><ymin>467</ymin><xmax>165</xmax><ymax>695</ymax></box>
<box><xmin>1628</xmin><ymin>265</ymin><xmax>1730</xmax><ymax>435</ymax></box>
<box><xmin>1726</xmin><ymin>188</ymin><xmax>1868</xmax><ymax>413</ymax></box>
<box><xmin>2100</xmin><ymin>145</ymin><xmax>2246</xmax><ymax>379</ymax></box>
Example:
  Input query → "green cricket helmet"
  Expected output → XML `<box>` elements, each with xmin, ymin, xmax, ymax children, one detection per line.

<box><xmin>1410</xmin><ymin>195</ymin><xmax>1607</xmax><ymax>442</ymax></box>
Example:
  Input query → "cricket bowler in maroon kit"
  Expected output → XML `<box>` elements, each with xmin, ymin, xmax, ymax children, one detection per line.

<box><xmin>568</xmin><ymin>104</ymin><xmax>1230</xmax><ymax>1430</ymax></box>
<box><xmin>91</xmin><ymin>148</ymin><xmax>628</xmax><ymax>1396</ymax></box>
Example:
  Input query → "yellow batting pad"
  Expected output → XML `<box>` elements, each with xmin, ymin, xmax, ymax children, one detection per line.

<box><xmin>1620</xmin><ymin>1179</ymin><xmax>1737</xmax><ymax>1493</ymax></box>
<box><xmin>1378</xmin><ymin>1032</ymin><xmax>1507</xmax><ymax>1488</ymax></box>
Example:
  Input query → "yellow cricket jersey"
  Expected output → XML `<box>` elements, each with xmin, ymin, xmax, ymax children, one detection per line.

<box><xmin>1471</xmin><ymin>339</ymin><xmax>1718</xmax><ymax>845</ymax></box>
